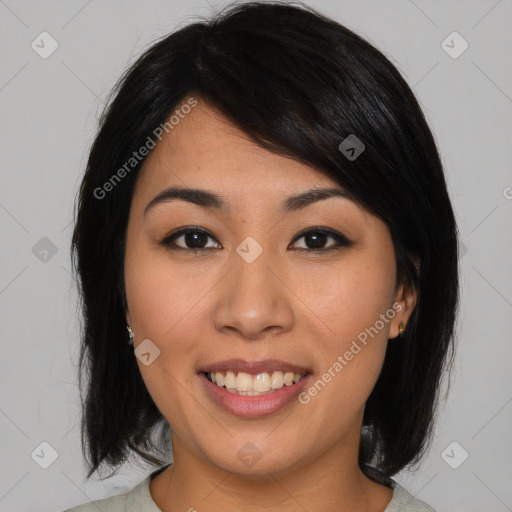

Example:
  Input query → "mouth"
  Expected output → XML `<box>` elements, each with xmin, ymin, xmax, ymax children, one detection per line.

<box><xmin>203</xmin><ymin>370</ymin><xmax>308</xmax><ymax>395</ymax></box>
<box><xmin>198</xmin><ymin>359</ymin><xmax>312</xmax><ymax>418</ymax></box>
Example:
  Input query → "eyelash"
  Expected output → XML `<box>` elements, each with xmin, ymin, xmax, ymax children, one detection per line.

<box><xmin>159</xmin><ymin>226</ymin><xmax>353</xmax><ymax>254</ymax></box>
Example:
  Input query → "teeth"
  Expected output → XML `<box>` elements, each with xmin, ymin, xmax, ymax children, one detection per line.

<box><xmin>236</xmin><ymin>372</ymin><xmax>253</xmax><ymax>392</ymax></box>
<box><xmin>253</xmin><ymin>372</ymin><xmax>271</xmax><ymax>392</ymax></box>
<box><xmin>207</xmin><ymin>370</ymin><xmax>306</xmax><ymax>394</ymax></box>
<box><xmin>271</xmin><ymin>371</ymin><xmax>284</xmax><ymax>389</ymax></box>
<box><xmin>215</xmin><ymin>372</ymin><xmax>225</xmax><ymax>387</ymax></box>
<box><xmin>284</xmin><ymin>372</ymin><xmax>294</xmax><ymax>386</ymax></box>
<box><xmin>224</xmin><ymin>371</ymin><xmax>236</xmax><ymax>389</ymax></box>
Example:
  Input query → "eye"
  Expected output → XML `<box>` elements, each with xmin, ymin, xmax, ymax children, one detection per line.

<box><xmin>160</xmin><ymin>226</ymin><xmax>221</xmax><ymax>251</ymax></box>
<box><xmin>160</xmin><ymin>226</ymin><xmax>353</xmax><ymax>253</ymax></box>
<box><xmin>288</xmin><ymin>227</ymin><xmax>353</xmax><ymax>252</ymax></box>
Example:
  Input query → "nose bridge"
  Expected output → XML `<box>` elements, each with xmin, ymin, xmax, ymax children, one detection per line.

<box><xmin>212</xmin><ymin>236</ymin><xmax>294</xmax><ymax>339</ymax></box>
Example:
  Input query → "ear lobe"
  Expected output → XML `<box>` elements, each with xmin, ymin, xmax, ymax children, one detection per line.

<box><xmin>390</xmin><ymin>282</ymin><xmax>418</xmax><ymax>339</ymax></box>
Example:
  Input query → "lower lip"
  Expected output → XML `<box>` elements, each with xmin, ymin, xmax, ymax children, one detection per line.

<box><xmin>199</xmin><ymin>372</ymin><xmax>311</xmax><ymax>419</ymax></box>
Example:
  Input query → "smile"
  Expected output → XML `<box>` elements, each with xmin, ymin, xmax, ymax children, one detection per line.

<box><xmin>198</xmin><ymin>359</ymin><xmax>312</xmax><ymax>418</ymax></box>
<box><xmin>205</xmin><ymin>370</ymin><xmax>307</xmax><ymax>395</ymax></box>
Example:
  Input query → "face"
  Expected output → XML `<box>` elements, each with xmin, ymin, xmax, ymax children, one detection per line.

<box><xmin>124</xmin><ymin>99</ymin><xmax>416</xmax><ymax>476</ymax></box>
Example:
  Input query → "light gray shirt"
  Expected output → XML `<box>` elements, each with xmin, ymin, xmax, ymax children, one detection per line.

<box><xmin>62</xmin><ymin>474</ymin><xmax>437</xmax><ymax>512</ymax></box>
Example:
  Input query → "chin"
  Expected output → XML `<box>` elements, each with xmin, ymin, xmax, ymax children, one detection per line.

<box><xmin>199</xmin><ymin>438</ymin><xmax>306</xmax><ymax>477</ymax></box>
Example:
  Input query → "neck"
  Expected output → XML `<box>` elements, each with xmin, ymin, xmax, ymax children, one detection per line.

<box><xmin>149</xmin><ymin>432</ymin><xmax>393</xmax><ymax>512</ymax></box>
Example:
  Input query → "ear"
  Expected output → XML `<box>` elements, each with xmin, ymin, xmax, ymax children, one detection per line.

<box><xmin>125</xmin><ymin>310</ymin><xmax>132</xmax><ymax>327</ymax></box>
<box><xmin>389</xmin><ymin>281</ymin><xmax>418</xmax><ymax>339</ymax></box>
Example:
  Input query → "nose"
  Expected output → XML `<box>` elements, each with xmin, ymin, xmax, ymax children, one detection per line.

<box><xmin>212</xmin><ymin>245</ymin><xmax>294</xmax><ymax>340</ymax></box>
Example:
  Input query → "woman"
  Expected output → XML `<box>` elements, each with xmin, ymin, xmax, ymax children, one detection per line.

<box><xmin>65</xmin><ymin>1</ymin><xmax>459</xmax><ymax>511</ymax></box>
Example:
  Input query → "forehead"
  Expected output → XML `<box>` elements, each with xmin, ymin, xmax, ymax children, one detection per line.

<box><xmin>133</xmin><ymin>100</ymin><xmax>340</xmax><ymax>200</ymax></box>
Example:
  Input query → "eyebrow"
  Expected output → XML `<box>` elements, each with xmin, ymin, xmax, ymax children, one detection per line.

<box><xmin>143</xmin><ymin>185</ymin><xmax>352</xmax><ymax>216</ymax></box>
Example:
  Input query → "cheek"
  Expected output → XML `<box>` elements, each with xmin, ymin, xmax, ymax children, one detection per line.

<box><xmin>124</xmin><ymin>248</ymin><xmax>211</xmax><ymax>424</ymax></box>
<box><xmin>124</xmin><ymin>247</ymin><xmax>215</xmax><ymax>398</ymax></box>
<box><xmin>125</xmin><ymin>242</ymin><xmax>206</xmax><ymax>337</ymax></box>
<box><xmin>292</xmin><ymin>253</ymin><xmax>396</xmax><ymax>408</ymax></box>
<box><xmin>295</xmin><ymin>255</ymin><xmax>396</xmax><ymax>344</ymax></box>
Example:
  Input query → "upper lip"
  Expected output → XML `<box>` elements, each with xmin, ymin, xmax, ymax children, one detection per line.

<box><xmin>199</xmin><ymin>358</ymin><xmax>311</xmax><ymax>375</ymax></box>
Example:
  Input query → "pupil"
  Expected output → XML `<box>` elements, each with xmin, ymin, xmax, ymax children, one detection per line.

<box><xmin>307</xmin><ymin>233</ymin><xmax>326</xmax><ymax>248</ymax></box>
<box><xmin>185</xmin><ymin>232</ymin><xmax>206</xmax><ymax>248</ymax></box>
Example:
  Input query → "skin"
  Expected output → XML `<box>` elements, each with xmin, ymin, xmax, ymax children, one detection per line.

<box><xmin>124</xmin><ymin>99</ymin><xmax>417</xmax><ymax>512</ymax></box>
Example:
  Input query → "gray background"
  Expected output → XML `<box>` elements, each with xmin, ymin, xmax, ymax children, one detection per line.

<box><xmin>0</xmin><ymin>0</ymin><xmax>511</xmax><ymax>511</ymax></box>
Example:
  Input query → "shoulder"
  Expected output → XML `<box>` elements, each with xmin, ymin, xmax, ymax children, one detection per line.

<box><xmin>61</xmin><ymin>475</ymin><xmax>159</xmax><ymax>512</ymax></box>
<box><xmin>385</xmin><ymin>479</ymin><xmax>437</xmax><ymax>512</ymax></box>
<box><xmin>62</xmin><ymin>493</ymin><xmax>126</xmax><ymax>512</ymax></box>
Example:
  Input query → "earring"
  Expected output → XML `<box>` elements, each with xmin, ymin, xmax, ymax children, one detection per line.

<box><xmin>127</xmin><ymin>325</ymin><xmax>134</xmax><ymax>345</ymax></box>
<box><xmin>398</xmin><ymin>321</ymin><xmax>405</xmax><ymax>337</ymax></box>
